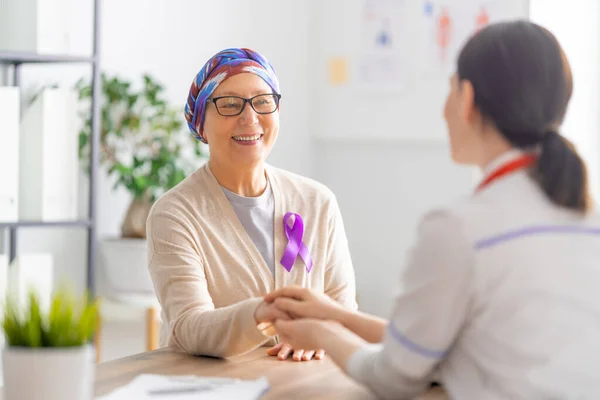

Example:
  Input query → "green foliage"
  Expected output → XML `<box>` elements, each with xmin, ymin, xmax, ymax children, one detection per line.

<box><xmin>75</xmin><ymin>73</ymin><xmax>206</xmax><ymax>202</ymax></box>
<box><xmin>1</xmin><ymin>287</ymin><xmax>99</xmax><ymax>347</ymax></box>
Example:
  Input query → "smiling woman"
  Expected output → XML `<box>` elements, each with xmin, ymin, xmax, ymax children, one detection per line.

<box><xmin>145</xmin><ymin>48</ymin><xmax>357</xmax><ymax>361</ymax></box>
<box><xmin>202</xmin><ymin>73</ymin><xmax>280</xmax><ymax>172</ymax></box>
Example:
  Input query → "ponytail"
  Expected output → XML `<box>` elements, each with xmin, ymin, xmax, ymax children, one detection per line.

<box><xmin>531</xmin><ymin>131</ymin><xmax>591</xmax><ymax>213</ymax></box>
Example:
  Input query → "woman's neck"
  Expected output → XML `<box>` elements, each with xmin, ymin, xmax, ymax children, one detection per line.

<box><xmin>208</xmin><ymin>159</ymin><xmax>267</xmax><ymax>197</ymax></box>
<box><xmin>477</xmin><ymin>129</ymin><xmax>515</xmax><ymax>172</ymax></box>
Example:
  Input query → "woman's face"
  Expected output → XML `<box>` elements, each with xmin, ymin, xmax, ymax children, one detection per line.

<box><xmin>203</xmin><ymin>73</ymin><xmax>280</xmax><ymax>169</ymax></box>
<box><xmin>443</xmin><ymin>74</ymin><xmax>481</xmax><ymax>165</ymax></box>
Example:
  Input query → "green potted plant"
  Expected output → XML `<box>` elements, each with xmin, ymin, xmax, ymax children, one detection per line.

<box><xmin>76</xmin><ymin>73</ymin><xmax>206</xmax><ymax>239</ymax></box>
<box><xmin>75</xmin><ymin>73</ymin><xmax>206</xmax><ymax>297</ymax></box>
<box><xmin>1</xmin><ymin>287</ymin><xmax>99</xmax><ymax>400</ymax></box>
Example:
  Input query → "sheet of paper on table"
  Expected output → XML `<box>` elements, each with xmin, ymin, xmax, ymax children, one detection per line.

<box><xmin>96</xmin><ymin>374</ymin><xmax>270</xmax><ymax>400</ymax></box>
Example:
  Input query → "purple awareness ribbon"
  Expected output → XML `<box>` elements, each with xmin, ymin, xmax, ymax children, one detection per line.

<box><xmin>280</xmin><ymin>212</ymin><xmax>313</xmax><ymax>273</ymax></box>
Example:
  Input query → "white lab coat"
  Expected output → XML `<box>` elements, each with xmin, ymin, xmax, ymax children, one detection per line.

<box><xmin>346</xmin><ymin>150</ymin><xmax>600</xmax><ymax>400</ymax></box>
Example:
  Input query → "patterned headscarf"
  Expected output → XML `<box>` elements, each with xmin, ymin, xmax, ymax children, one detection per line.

<box><xmin>184</xmin><ymin>48</ymin><xmax>280</xmax><ymax>143</ymax></box>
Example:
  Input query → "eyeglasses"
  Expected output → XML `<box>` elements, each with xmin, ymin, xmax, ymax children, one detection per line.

<box><xmin>206</xmin><ymin>93</ymin><xmax>281</xmax><ymax>116</ymax></box>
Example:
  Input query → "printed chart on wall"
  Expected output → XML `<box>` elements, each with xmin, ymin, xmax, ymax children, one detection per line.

<box><xmin>355</xmin><ymin>0</ymin><xmax>412</xmax><ymax>91</ymax></box>
<box><xmin>318</xmin><ymin>0</ymin><xmax>528</xmax><ymax>142</ymax></box>
<box><xmin>355</xmin><ymin>0</ymin><xmax>528</xmax><ymax>89</ymax></box>
<box><xmin>417</xmin><ymin>0</ymin><xmax>526</xmax><ymax>79</ymax></box>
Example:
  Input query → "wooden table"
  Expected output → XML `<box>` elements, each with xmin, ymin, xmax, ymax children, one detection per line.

<box><xmin>95</xmin><ymin>347</ymin><xmax>448</xmax><ymax>399</ymax></box>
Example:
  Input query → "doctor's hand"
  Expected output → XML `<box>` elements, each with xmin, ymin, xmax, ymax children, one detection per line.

<box><xmin>273</xmin><ymin>319</ymin><xmax>339</xmax><ymax>352</ymax></box>
<box><xmin>254</xmin><ymin>300</ymin><xmax>291</xmax><ymax>325</ymax></box>
<box><xmin>274</xmin><ymin>319</ymin><xmax>366</xmax><ymax>371</ymax></box>
<box><xmin>266</xmin><ymin>342</ymin><xmax>326</xmax><ymax>361</ymax></box>
<box><xmin>264</xmin><ymin>286</ymin><xmax>347</xmax><ymax>322</ymax></box>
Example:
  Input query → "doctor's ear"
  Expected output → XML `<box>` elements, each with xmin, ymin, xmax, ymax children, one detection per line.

<box><xmin>459</xmin><ymin>79</ymin><xmax>477</xmax><ymax>126</ymax></box>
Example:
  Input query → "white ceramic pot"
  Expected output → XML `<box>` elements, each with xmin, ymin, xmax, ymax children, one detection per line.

<box><xmin>2</xmin><ymin>345</ymin><xmax>95</xmax><ymax>400</ymax></box>
<box><xmin>99</xmin><ymin>238</ymin><xmax>153</xmax><ymax>296</ymax></box>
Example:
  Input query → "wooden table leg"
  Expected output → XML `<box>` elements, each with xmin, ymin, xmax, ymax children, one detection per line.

<box><xmin>146</xmin><ymin>307</ymin><xmax>158</xmax><ymax>351</ymax></box>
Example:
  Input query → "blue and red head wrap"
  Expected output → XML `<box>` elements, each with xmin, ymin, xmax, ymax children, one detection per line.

<box><xmin>184</xmin><ymin>48</ymin><xmax>280</xmax><ymax>143</ymax></box>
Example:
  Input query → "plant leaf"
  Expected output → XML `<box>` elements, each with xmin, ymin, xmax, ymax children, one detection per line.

<box><xmin>1</xmin><ymin>286</ymin><xmax>100</xmax><ymax>348</ymax></box>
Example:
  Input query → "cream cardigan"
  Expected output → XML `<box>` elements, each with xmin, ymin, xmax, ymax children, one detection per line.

<box><xmin>146</xmin><ymin>163</ymin><xmax>357</xmax><ymax>357</ymax></box>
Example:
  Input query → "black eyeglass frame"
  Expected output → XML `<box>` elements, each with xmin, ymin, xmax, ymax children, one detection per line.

<box><xmin>206</xmin><ymin>93</ymin><xmax>282</xmax><ymax>116</ymax></box>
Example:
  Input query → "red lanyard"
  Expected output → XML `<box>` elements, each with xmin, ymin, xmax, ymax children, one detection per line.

<box><xmin>476</xmin><ymin>154</ymin><xmax>537</xmax><ymax>192</ymax></box>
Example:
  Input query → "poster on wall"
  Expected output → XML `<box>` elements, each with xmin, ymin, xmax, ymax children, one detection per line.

<box><xmin>316</xmin><ymin>0</ymin><xmax>529</xmax><ymax>142</ymax></box>
<box><xmin>354</xmin><ymin>0</ymin><xmax>517</xmax><ymax>91</ymax></box>
<box><xmin>417</xmin><ymin>0</ymin><xmax>523</xmax><ymax>79</ymax></box>
<box><xmin>355</xmin><ymin>0</ymin><xmax>412</xmax><ymax>91</ymax></box>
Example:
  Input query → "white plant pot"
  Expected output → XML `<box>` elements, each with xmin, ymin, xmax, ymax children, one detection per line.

<box><xmin>2</xmin><ymin>345</ymin><xmax>95</xmax><ymax>400</ymax></box>
<box><xmin>99</xmin><ymin>238</ymin><xmax>154</xmax><ymax>296</ymax></box>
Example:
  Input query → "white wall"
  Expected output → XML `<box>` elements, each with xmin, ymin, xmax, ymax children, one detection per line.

<box><xmin>315</xmin><ymin>141</ymin><xmax>474</xmax><ymax>316</ymax></box>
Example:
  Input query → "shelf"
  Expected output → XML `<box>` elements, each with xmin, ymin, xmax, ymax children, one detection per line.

<box><xmin>0</xmin><ymin>220</ymin><xmax>92</xmax><ymax>229</ymax></box>
<box><xmin>0</xmin><ymin>52</ymin><xmax>95</xmax><ymax>65</ymax></box>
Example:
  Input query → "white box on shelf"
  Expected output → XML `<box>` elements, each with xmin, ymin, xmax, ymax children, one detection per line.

<box><xmin>19</xmin><ymin>88</ymin><xmax>79</xmax><ymax>221</ymax></box>
<box><xmin>0</xmin><ymin>0</ymin><xmax>70</xmax><ymax>54</ymax></box>
<box><xmin>7</xmin><ymin>253</ymin><xmax>54</xmax><ymax>312</ymax></box>
<box><xmin>0</xmin><ymin>87</ymin><xmax>20</xmax><ymax>222</ymax></box>
<box><xmin>0</xmin><ymin>254</ymin><xmax>7</xmax><ymax>306</ymax></box>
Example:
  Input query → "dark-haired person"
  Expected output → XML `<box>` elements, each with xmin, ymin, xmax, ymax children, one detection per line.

<box><xmin>264</xmin><ymin>21</ymin><xmax>600</xmax><ymax>399</ymax></box>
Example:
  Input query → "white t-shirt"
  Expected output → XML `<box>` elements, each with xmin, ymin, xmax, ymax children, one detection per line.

<box><xmin>347</xmin><ymin>150</ymin><xmax>600</xmax><ymax>399</ymax></box>
<box><xmin>221</xmin><ymin>181</ymin><xmax>275</xmax><ymax>275</ymax></box>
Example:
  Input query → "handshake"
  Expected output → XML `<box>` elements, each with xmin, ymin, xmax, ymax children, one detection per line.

<box><xmin>253</xmin><ymin>286</ymin><xmax>350</xmax><ymax>362</ymax></box>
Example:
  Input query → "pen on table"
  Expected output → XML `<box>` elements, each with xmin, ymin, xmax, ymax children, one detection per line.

<box><xmin>147</xmin><ymin>385</ymin><xmax>213</xmax><ymax>396</ymax></box>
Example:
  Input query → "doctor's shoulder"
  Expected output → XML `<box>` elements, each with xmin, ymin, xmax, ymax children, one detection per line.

<box><xmin>413</xmin><ymin>194</ymin><xmax>500</xmax><ymax>251</ymax></box>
